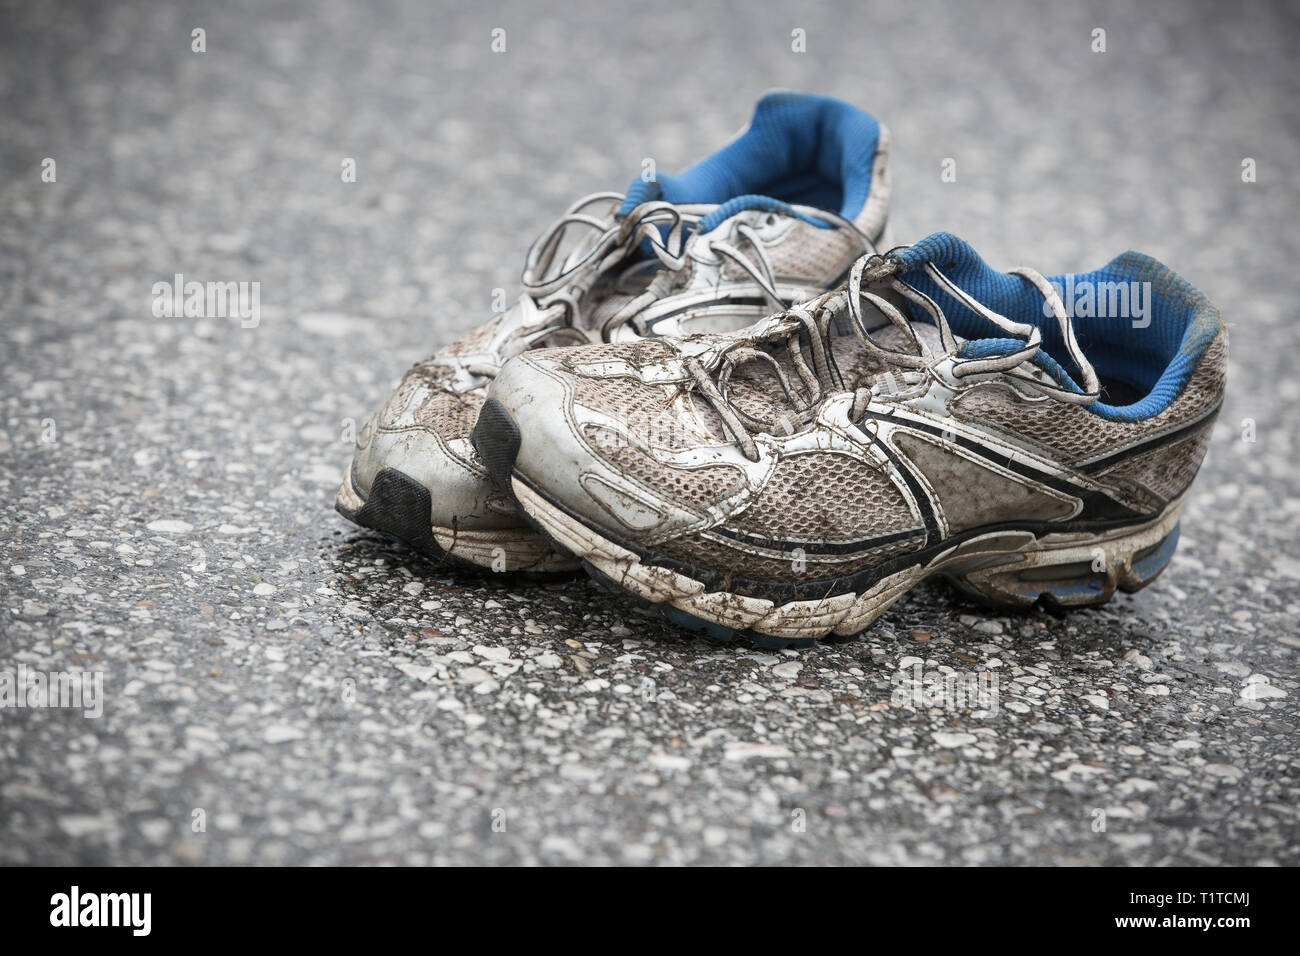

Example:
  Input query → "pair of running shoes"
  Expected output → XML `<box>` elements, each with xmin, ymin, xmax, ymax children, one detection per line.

<box><xmin>336</xmin><ymin>93</ymin><xmax>1226</xmax><ymax>645</ymax></box>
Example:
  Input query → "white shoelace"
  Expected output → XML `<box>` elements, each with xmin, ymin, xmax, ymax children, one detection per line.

<box><xmin>429</xmin><ymin>191</ymin><xmax>872</xmax><ymax>388</ymax></box>
<box><xmin>690</xmin><ymin>250</ymin><xmax>1102</xmax><ymax>461</ymax></box>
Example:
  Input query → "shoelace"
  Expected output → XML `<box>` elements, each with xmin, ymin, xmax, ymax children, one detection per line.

<box><xmin>429</xmin><ymin>191</ymin><xmax>872</xmax><ymax>387</ymax></box>
<box><xmin>688</xmin><ymin>250</ymin><xmax>1102</xmax><ymax>462</ymax></box>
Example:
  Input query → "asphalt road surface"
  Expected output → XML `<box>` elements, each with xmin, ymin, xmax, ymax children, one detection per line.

<box><xmin>1</xmin><ymin>0</ymin><xmax>1296</xmax><ymax>865</ymax></box>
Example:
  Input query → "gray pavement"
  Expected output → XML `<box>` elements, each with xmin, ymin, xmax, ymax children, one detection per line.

<box><xmin>0</xmin><ymin>0</ymin><xmax>1297</xmax><ymax>865</ymax></box>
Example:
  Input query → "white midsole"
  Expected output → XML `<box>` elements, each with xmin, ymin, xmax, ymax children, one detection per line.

<box><xmin>512</xmin><ymin>475</ymin><xmax>1185</xmax><ymax>639</ymax></box>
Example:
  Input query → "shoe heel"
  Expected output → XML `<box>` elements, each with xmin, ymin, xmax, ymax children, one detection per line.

<box><xmin>943</xmin><ymin>518</ymin><xmax>1182</xmax><ymax>610</ymax></box>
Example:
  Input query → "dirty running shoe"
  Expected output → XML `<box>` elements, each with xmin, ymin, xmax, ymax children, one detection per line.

<box><xmin>473</xmin><ymin>233</ymin><xmax>1225</xmax><ymax>642</ymax></box>
<box><xmin>336</xmin><ymin>92</ymin><xmax>893</xmax><ymax>571</ymax></box>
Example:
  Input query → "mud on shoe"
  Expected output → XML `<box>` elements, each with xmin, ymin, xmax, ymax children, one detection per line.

<box><xmin>337</xmin><ymin>92</ymin><xmax>894</xmax><ymax>571</ymax></box>
<box><xmin>473</xmin><ymin>233</ymin><xmax>1226</xmax><ymax>641</ymax></box>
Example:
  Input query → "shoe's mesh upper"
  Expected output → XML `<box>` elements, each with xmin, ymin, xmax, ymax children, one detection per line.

<box><xmin>377</xmin><ymin>373</ymin><xmax>429</xmax><ymax>428</ymax></box>
<box><xmin>835</xmin><ymin>322</ymin><xmax>945</xmax><ymax>391</ymax></box>
<box><xmin>720</xmin><ymin>221</ymin><xmax>860</xmax><ymax>283</ymax></box>
<box><xmin>350</xmin><ymin>96</ymin><xmax>892</xmax><ymax>550</ymax></box>
<box><xmin>570</xmin><ymin>377</ymin><xmax>705</xmax><ymax>451</ymax></box>
<box><xmin>379</xmin><ymin>363</ymin><xmax>482</xmax><ymax>440</ymax></box>
<box><xmin>529</xmin><ymin>314</ymin><xmax>1224</xmax><ymax>597</ymax></box>
<box><xmin>949</xmin><ymin>332</ymin><xmax>1226</xmax><ymax>464</ymax></box>
<box><xmin>582</xmin><ymin>424</ymin><xmax>746</xmax><ymax>509</ymax></box>
<box><xmin>712</xmin><ymin>322</ymin><xmax>944</xmax><ymax>433</ymax></box>
<box><xmin>724</xmin><ymin>352</ymin><xmax>813</xmax><ymax>426</ymax></box>
<box><xmin>730</xmin><ymin>451</ymin><xmax>918</xmax><ymax>541</ymax></box>
<box><xmin>368</xmin><ymin>185</ymin><xmax>874</xmax><ymax>458</ymax></box>
<box><xmin>375</xmin><ymin>315</ymin><xmax>524</xmax><ymax>443</ymax></box>
<box><xmin>412</xmin><ymin>387</ymin><xmax>484</xmax><ymax>437</ymax></box>
<box><xmin>379</xmin><ymin>320</ymin><xmax>677</xmax><ymax>448</ymax></box>
<box><xmin>1093</xmin><ymin>425</ymin><xmax>1213</xmax><ymax>504</ymax></box>
<box><xmin>549</xmin><ymin>339</ymin><xmax>677</xmax><ymax>371</ymax></box>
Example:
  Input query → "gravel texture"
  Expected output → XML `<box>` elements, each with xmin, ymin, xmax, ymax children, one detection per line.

<box><xmin>1</xmin><ymin>0</ymin><xmax>1296</xmax><ymax>865</ymax></box>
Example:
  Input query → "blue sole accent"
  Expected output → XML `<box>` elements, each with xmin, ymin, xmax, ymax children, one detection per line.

<box><xmin>949</xmin><ymin>521</ymin><xmax>1183</xmax><ymax>609</ymax></box>
<box><xmin>1131</xmin><ymin>522</ymin><xmax>1181</xmax><ymax>581</ymax></box>
<box><xmin>661</xmin><ymin>605</ymin><xmax>736</xmax><ymax>641</ymax></box>
<box><xmin>659</xmin><ymin>606</ymin><xmax>815</xmax><ymax>650</ymax></box>
<box><xmin>1028</xmin><ymin>522</ymin><xmax>1181</xmax><ymax>605</ymax></box>
<box><xmin>1039</xmin><ymin>577</ymin><xmax>1108</xmax><ymax>602</ymax></box>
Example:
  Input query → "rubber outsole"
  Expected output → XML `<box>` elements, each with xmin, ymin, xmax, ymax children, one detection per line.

<box><xmin>334</xmin><ymin>463</ymin><xmax>575</xmax><ymax>574</ymax></box>
<box><xmin>471</xmin><ymin>398</ymin><xmax>1185</xmax><ymax>645</ymax></box>
<box><xmin>940</xmin><ymin>522</ymin><xmax>1179</xmax><ymax>609</ymax></box>
<box><xmin>337</xmin><ymin>466</ymin><xmax>448</xmax><ymax>557</ymax></box>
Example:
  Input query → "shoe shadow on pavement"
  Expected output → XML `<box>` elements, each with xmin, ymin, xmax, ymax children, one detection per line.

<box><xmin>323</xmin><ymin>528</ymin><xmax>1165</xmax><ymax>663</ymax></box>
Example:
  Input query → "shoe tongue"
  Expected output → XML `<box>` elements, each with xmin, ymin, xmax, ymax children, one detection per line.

<box><xmin>889</xmin><ymin>232</ymin><xmax>1092</xmax><ymax>392</ymax></box>
<box><xmin>831</xmin><ymin>320</ymin><xmax>949</xmax><ymax>393</ymax></box>
<box><xmin>723</xmin><ymin>320</ymin><xmax>950</xmax><ymax>427</ymax></box>
<box><xmin>954</xmin><ymin>337</ymin><xmax>1085</xmax><ymax>392</ymax></box>
<box><xmin>890</xmin><ymin>232</ymin><xmax>1052</xmax><ymax>347</ymax></box>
